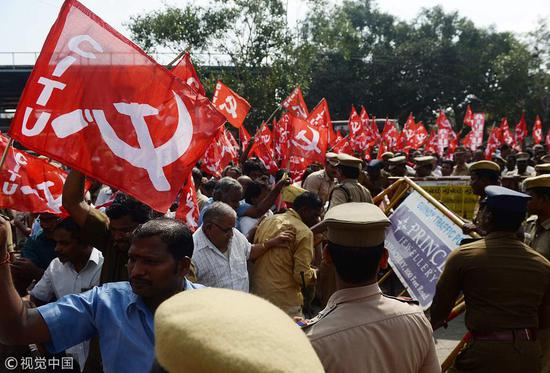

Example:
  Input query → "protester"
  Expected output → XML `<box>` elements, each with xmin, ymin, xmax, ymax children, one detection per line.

<box><xmin>523</xmin><ymin>175</ymin><xmax>550</xmax><ymax>261</ymax></box>
<box><xmin>304</xmin><ymin>203</ymin><xmax>439</xmax><ymax>373</ymax></box>
<box><xmin>451</xmin><ymin>148</ymin><xmax>469</xmax><ymax>176</ymax></box>
<box><xmin>251</xmin><ymin>191</ymin><xmax>322</xmax><ymax>317</ymax></box>
<box><xmin>29</xmin><ymin>217</ymin><xmax>103</xmax><ymax>371</ymax></box>
<box><xmin>441</xmin><ymin>159</ymin><xmax>454</xmax><ymax>176</ymax></box>
<box><xmin>192</xmin><ymin>167</ymin><xmax>209</xmax><ymax>211</ymax></box>
<box><xmin>192</xmin><ymin>202</ymin><xmax>294</xmax><ymax>291</ymax></box>
<box><xmin>431</xmin><ymin>186</ymin><xmax>550</xmax><ymax>372</ymax></box>
<box><xmin>0</xmin><ymin>218</ymin><xmax>201</xmax><ymax>373</ymax></box>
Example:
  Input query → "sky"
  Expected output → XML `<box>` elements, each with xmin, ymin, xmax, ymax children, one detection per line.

<box><xmin>1</xmin><ymin>0</ymin><xmax>549</xmax><ymax>65</ymax></box>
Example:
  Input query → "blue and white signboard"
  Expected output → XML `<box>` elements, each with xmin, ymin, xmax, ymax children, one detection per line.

<box><xmin>385</xmin><ymin>191</ymin><xmax>465</xmax><ymax>309</ymax></box>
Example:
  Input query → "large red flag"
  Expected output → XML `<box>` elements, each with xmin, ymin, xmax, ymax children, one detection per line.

<box><xmin>212</xmin><ymin>81</ymin><xmax>251</xmax><ymax>128</ymax></box>
<box><xmin>8</xmin><ymin>0</ymin><xmax>225</xmax><ymax>212</ymax></box>
<box><xmin>436</xmin><ymin>112</ymin><xmax>458</xmax><ymax>156</ymax></box>
<box><xmin>425</xmin><ymin>129</ymin><xmax>438</xmax><ymax>154</ymax></box>
<box><xmin>175</xmin><ymin>173</ymin><xmax>199</xmax><ymax>232</ymax></box>
<box><xmin>250</xmin><ymin>122</ymin><xmax>278</xmax><ymax>174</ymax></box>
<box><xmin>381</xmin><ymin>118</ymin><xmax>399</xmax><ymax>149</ymax></box>
<box><xmin>331</xmin><ymin>132</ymin><xmax>353</xmax><ymax>155</ymax></box>
<box><xmin>281</xmin><ymin>87</ymin><xmax>309</xmax><ymax>119</ymax></box>
<box><xmin>410</xmin><ymin>121</ymin><xmax>429</xmax><ymax>150</ymax></box>
<box><xmin>0</xmin><ymin>134</ymin><xmax>69</xmax><ymax>214</ymax></box>
<box><xmin>289</xmin><ymin>115</ymin><xmax>327</xmax><ymax>165</ymax></box>
<box><xmin>307</xmin><ymin>98</ymin><xmax>335</xmax><ymax>144</ymax></box>
<box><xmin>499</xmin><ymin>117</ymin><xmax>515</xmax><ymax>147</ymax></box>
<box><xmin>463</xmin><ymin>105</ymin><xmax>474</xmax><ymax>127</ymax></box>
<box><xmin>515</xmin><ymin>113</ymin><xmax>527</xmax><ymax>146</ymax></box>
<box><xmin>462</xmin><ymin>113</ymin><xmax>485</xmax><ymax>151</ymax></box>
<box><xmin>171</xmin><ymin>52</ymin><xmax>206</xmax><ymax>96</ymax></box>
<box><xmin>273</xmin><ymin>113</ymin><xmax>291</xmax><ymax>164</ymax></box>
<box><xmin>533</xmin><ymin>115</ymin><xmax>543</xmax><ymax>144</ymax></box>
<box><xmin>485</xmin><ymin>126</ymin><xmax>503</xmax><ymax>160</ymax></box>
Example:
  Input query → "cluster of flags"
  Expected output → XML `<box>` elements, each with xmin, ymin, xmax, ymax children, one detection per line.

<box><xmin>0</xmin><ymin>0</ymin><xmax>547</xmax><ymax>231</ymax></box>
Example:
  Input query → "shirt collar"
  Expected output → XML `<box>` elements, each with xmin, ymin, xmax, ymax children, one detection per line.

<box><xmin>127</xmin><ymin>279</ymin><xmax>194</xmax><ymax>314</ymax></box>
<box><xmin>484</xmin><ymin>231</ymin><xmax>518</xmax><ymax>240</ymax></box>
<box><xmin>88</xmin><ymin>248</ymin><xmax>101</xmax><ymax>265</ymax></box>
<box><xmin>342</xmin><ymin>178</ymin><xmax>357</xmax><ymax>184</ymax></box>
<box><xmin>287</xmin><ymin>208</ymin><xmax>302</xmax><ymax>221</ymax></box>
<box><xmin>326</xmin><ymin>283</ymin><xmax>381</xmax><ymax>307</ymax></box>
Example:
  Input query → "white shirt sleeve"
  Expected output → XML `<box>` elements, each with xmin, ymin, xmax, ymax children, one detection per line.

<box><xmin>30</xmin><ymin>261</ymin><xmax>55</xmax><ymax>302</ymax></box>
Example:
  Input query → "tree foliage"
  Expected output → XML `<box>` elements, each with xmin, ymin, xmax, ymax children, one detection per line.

<box><xmin>127</xmin><ymin>0</ymin><xmax>550</xmax><ymax>131</ymax></box>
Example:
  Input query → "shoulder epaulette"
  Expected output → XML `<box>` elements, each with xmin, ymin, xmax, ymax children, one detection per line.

<box><xmin>301</xmin><ymin>303</ymin><xmax>338</xmax><ymax>329</ymax></box>
<box><xmin>382</xmin><ymin>294</ymin><xmax>419</xmax><ymax>305</ymax></box>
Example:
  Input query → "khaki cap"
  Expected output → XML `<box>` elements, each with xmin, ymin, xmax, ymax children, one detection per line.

<box><xmin>381</xmin><ymin>152</ymin><xmax>395</xmax><ymax>159</ymax></box>
<box><xmin>541</xmin><ymin>154</ymin><xmax>550</xmax><ymax>163</ymax></box>
<box><xmin>324</xmin><ymin>202</ymin><xmax>390</xmax><ymax>247</ymax></box>
<box><xmin>326</xmin><ymin>152</ymin><xmax>339</xmax><ymax>166</ymax></box>
<box><xmin>155</xmin><ymin>288</ymin><xmax>324</xmax><ymax>373</ymax></box>
<box><xmin>388</xmin><ymin>155</ymin><xmax>407</xmax><ymax>166</ymax></box>
<box><xmin>535</xmin><ymin>163</ymin><xmax>550</xmax><ymax>174</ymax></box>
<box><xmin>469</xmin><ymin>160</ymin><xmax>500</xmax><ymax>174</ymax></box>
<box><xmin>337</xmin><ymin>153</ymin><xmax>362</xmax><ymax>169</ymax></box>
<box><xmin>523</xmin><ymin>174</ymin><xmax>550</xmax><ymax>190</ymax></box>
<box><xmin>413</xmin><ymin>156</ymin><xmax>435</xmax><ymax>166</ymax></box>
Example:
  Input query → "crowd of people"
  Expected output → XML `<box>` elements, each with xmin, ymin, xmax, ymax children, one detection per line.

<box><xmin>0</xmin><ymin>140</ymin><xmax>549</xmax><ymax>373</ymax></box>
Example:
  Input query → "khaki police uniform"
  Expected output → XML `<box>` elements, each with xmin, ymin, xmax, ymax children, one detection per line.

<box><xmin>155</xmin><ymin>288</ymin><xmax>324</xmax><ymax>372</ymax></box>
<box><xmin>305</xmin><ymin>203</ymin><xmax>440</xmax><ymax>373</ymax></box>
<box><xmin>327</xmin><ymin>154</ymin><xmax>372</xmax><ymax>210</ymax></box>
<box><xmin>431</xmin><ymin>186</ymin><xmax>550</xmax><ymax>373</ymax></box>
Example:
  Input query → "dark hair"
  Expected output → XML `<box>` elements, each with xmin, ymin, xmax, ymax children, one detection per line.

<box><xmin>192</xmin><ymin>168</ymin><xmax>203</xmax><ymax>187</ymax></box>
<box><xmin>485</xmin><ymin>209</ymin><xmax>525</xmax><ymax>232</ymax></box>
<box><xmin>339</xmin><ymin>165</ymin><xmax>360</xmax><ymax>179</ymax></box>
<box><xmin>54</xmin><ymin>217</ymin><xmax>81</xmax><ymax>239</ymax></box>
<box><xmin>242</xmin><ymin>159</ymin><xmax>263</xmax><ymax>177</ymax></box>
<box><xmin>202</xmin><ymin>179</ymin><xmax>217</xmax><ymax>193</ymax></box>
<box><xmin>471</xmin><ymin>169</ymin><xmax>499</xmax><ymax>183</ymax></box>
<box><xmin>132</xmin><ymin>218</ymin><xmax>194</xmax><ymax>260</ymax></box>
<box><xmin>106</xmin><ymin>193</ymin><xmax>152</xmax><ymax>224</ymax></box>
<box><xmin>244</xmin><ymin>180</ymin><xmax>264</xmax><ymax>204</ymax></box>
<box><xmin>327</xmin><ymin>242</ymin><xmax>384</xmax><ymax>283</ymax></box>
<box><xmin>222</xmin><ymin>165</ymin><xmax>242</xmax><ymax>178</ymax></box>
<box><xmin>293</xmin><ymin>191</ymin><xmax>323</xmax><ymax>211</ymax></box>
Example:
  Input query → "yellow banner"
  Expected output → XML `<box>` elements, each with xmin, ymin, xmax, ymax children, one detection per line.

<box><xmin>414</xmin><ymin>179</ymin><xmax>478</xmax><ymax>220</ymax></box>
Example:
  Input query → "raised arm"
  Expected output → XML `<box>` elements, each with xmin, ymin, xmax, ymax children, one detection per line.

<box><xmin>242</xmin><ymin>178</ymin><xmax>289</xmax><ymax>218</ymax></box>
<box><xmin>62</xmin><ymin>169</ymin><xmax>91</xmax><ymax>227</ymax></box>
<box><xmin>0</xmin><ymin>216</ymin><xmax>51</xmax><ymax>345</ymax></box>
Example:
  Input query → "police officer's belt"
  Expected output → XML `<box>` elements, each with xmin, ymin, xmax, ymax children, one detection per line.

<box><xmin>471</xmin><ymin>328</ymin><xmax>537</xmax><ymax>342</ymax></box>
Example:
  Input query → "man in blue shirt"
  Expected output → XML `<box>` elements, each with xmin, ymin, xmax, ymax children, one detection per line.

<box><xmin>0</xmin><ymin>217</ymin><xmax>202</xmax><ymax>373</ymax></box>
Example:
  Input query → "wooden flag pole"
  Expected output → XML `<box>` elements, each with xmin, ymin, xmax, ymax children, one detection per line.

<box><xmin>166</xmin><ymin>50</ymin><xmax>186</xmax><ymax>69</ymax></box>
<box><xmin>441</xmin><ymin>332</ymin><xmax>472</xmax><ymax>372</ymax></box>
<box><xmin>265</xmin><ymin>105</ymin><xmax>283</xmax><ymax>127</ymax></box>
<box><xmin>0</xmin><ymin>138</ymin><xmax>14</xmax><ymax>171</ymax></box>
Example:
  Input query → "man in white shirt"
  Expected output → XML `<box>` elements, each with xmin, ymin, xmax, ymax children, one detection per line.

<box><xmin>192</xmin><ymin>202</ymin><xmax>293</xmax><ymax>292</ymax></box>
<box><xmin>30</xmin><ymin>217</ymin><xmax>104</xmax><ymax>371</ymax></box>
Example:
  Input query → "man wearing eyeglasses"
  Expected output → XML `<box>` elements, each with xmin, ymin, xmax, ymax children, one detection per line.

<box><xmin>192</xmin><ymin>202</ymin><xmax>294</xmax><ymax>292</ymax></box>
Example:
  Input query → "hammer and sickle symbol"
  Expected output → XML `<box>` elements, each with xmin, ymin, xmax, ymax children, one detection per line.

<box><xmin>291</xmin><ymin>128</ymin><xmax>321</xmax><ymax>154</ymax></box>
<box><xmin>220</xmin><ymin>95</ymin><xmax>238</xmax><ymax>119</ymax></box>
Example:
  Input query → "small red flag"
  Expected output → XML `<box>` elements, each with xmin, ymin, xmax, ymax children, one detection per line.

<box><xmin>499</xmin><ymin>117</ymin><xmax>515</xmax><ymax>147</ymax></box>
<box><xmin>515</xmin><ymin>113</ymin><xmax>527</xmax><ymax>146</ymax></box>
<box><xmin>308</xmin><ymin>98</ymin><xmax>335</xmax><ymax>144</ymax></box>
<box><xmin>289</xmin><ymin>115</ymin><xmax>327</xmax><ymax>165</ymax></box>
<box><xmin>273</xmin><ymin>113</ymin><xmax>291</xmax><ymax>164</ymax></box>
<box><xmin>171</xmin><ymin>52</ymin><xmax>206</xmax><ymax>96</ymax></box>
<box><xmin>533</xmin><ymin>115</ymin><xmax>543</xmax><ymax>144</ymax></box>
<box><xmin>212</xmin><ymin>81</ymin><xmax>251</xmax><ymax>128</ymax></box>
<box><xmin>463</xmin><ymin>105</ymin><xmax>474</xmax><ymax>127</ymax></box>
<box><xmin>250</xmin><ymin>122</ymin><xmax>278</xmax><ymax>174</ymax></box>
<box><xmin>175</xmin><ymin>173</ymin><xmax>199</xmax><ymax>232</ymax></box>
<box><xmin>281</xmin><ymin>86</ymin><xmax>309</xmax><ymax>119</ymax></box>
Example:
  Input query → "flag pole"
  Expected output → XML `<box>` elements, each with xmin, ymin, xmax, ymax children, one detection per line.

<box><xmin>0</xmin><ymin>138</ymin><xmax>14</xmax><ymax>170</ymax></box>
<box><xmin>166</xmin><ymin>50</ymin><xmax>187</xmax><ymax>69</ymax></box>
<box><xmin>265</xmin><ymin>105</ymin><xmax>282</xmax><ymax>127</ymax></box>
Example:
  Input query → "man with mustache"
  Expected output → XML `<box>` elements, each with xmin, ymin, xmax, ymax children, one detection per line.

<box><xmin>0</xmin><ymin>217</ymin><xmax>201</xmax><ymax>373</ymax></box>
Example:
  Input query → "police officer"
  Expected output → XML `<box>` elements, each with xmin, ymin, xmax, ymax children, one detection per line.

<box><xmin>431</xmin><ymin>186</ymin><xmax>550</xmax><ymax>373</ymax></box>
<box><xmin>414</xmin><ymin>156</ymin><xmax>437</xmax><ymax>177</ymax></box>
<box><xmin>304</xmin><ymin>203</ymin><xmax>439</xmax><ymax>373</ymax></box>
<box><xmin>535</xmin><ymin>163</ymin><xmax>550</xmax><ymax>176</ymax></box>
<box><xmin>523</xmin><ymin>174</ymin><xmax>550</xmax><ymax>261</ymax></box>
<box><xmin>327</xmin><ymin>154</ymin><xmax>372</xmax><ymax>210</ymax></box>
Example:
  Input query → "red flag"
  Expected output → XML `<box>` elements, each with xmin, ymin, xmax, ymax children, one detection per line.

<box><xmin>250</xmin><ymin>122</ymin><xmax>278</xmax><ymax>174</ymax></box>
<box><xmin>212</xmin><ymin>81</ymin><xmax>251</xmax><ymax>128</ymax></box>
<box><xmin>289</xmin><ymin>115</ymin><xmax>327</xmax><ymax>165</ymax></box>
<box><xmin>281</xmin><ymin>86</ymin><xmax>309</xmax><ymax>119</ymax></box>
<box><xmin>399</xmin><ymin>113</ymin><xmax>427</xmax><ymax>151</ymax></box>
<box><xmin>462</xmin><ymin>113</ymin><xmax>485</xmax><ymax>151</ymax></box>
<box><xmin>225</xmin><ymin>129</ymin><xmax>240</xmax><ymax>157</ymax></box>
<box><xmin>171</xmin><ymin>52</ymin><xmax>206</xmax><ymax>96</ymax></box>
<box><xmin>273</xmin><ymin>113</ymin><xmax>291</xmax><ymax>164</ymax></box>
<box><xmin>463</xmin><ymin>105</ymin><xmax>474</xmax><ymax>127</ymax></box>
<box><xmin>410</xmin><ymin>121</ymin><xmax>429</xmax><ymax>149</ymax></box>
<box><xmin>201</xmin><ymin>128</ymin><xmax>238</xmax><ymax>177</ymax></box>
<box><xmin>8</xmin><ymin>0</ymin><xmax>225</xmax><ymax>212</ymax></box>
<box><xmin>436</xmin><ymin>112</ymin><xmax>458</xmax><ymax>156</ymax></box>
<box><xmin>499</xmin><ymin>117</ymin><xmax>515</xmax><ymax>147</ymax></box>
<box><xmin>485</xmin><ymin>127</ymin><xmax>503</xmax><ymax>160</ymax></box>
<box><xmin>356</xmin><ymin>106</ymin><xmax>379</xmax><ymax>151</ymax></box>
<box><xmin>175</xmin><ymin>173</ymin><xmax>200</xmax><ymax>232</ymax></box>
<box><xmin>515</xmin><ymin>113</ymin><xmax>527</xmax><ymax>146</ymax></box>
<box><xmin>425</xmin><ymin>129</ymin><xmax>439</xmax><ymax>154</ymax></box>
<box><xmin>0</xmin><ymin>134</ymin><xmax>70</xmax><ymax>214</ymax></box>
<box><xmin>381</xmin><ymin>118</ymin><xmax>399</xmax><ymax>149</ymax></box>
<box><xmin>307</xmin><ymin>98</ymin><xmax>335</xmax><ymax>144</ymax></box>
<box><xmin>348</xmin><ymin>106</ymin><xmax>365</xmax><ymax>152</ymax></box>
<box><xmin>377</xmin><ymin>141</ymin><xmax>387</xmax><ymax>160</ymax></box>
<box><xmin>533</xmin><ymin>115</ymin><xmax>543</xmax><ymax>144</ymax></box>
<box><xmin>331</xmin><ymin>132</ymin><xmax>353</xmax><ymax>155</ymax></box>
<box><xmin>239</xmin><ymin>126</ymin><xmax>251</xmax><ymax>151</ymax></box>
<box><xmin>288</xmin><ymin>156</ymin><xmax>308</xmax><ymax>181</ymax></box>
<box><xmin>546</xmin><ymin>129</ymin><xmax>550</xmax><ymax>152</ymax></box>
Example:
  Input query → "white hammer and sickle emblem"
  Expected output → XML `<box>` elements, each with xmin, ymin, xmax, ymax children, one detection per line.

<box><xmin>220</xmin><ymin>95</ymin><xmax>238</xmax><ymax>119</ymax></box>
<box><xmin>292</xmin><ymin>105</ymin><xmax>306</xmax><ymax>118</ymax></box>
<box><xmin>51</xmin><ymin>91</ymin><xmax>193</xmax><ymax>192</ymax></box>
<box><xmin>292</xmin><ymin>127</ymin><xmax>321</xmax><ymax>154</ymax></box>
<box><xmin>351</xmin><ymin>121</ymin><xmax>361</xmax><ymax>133</ymax></box>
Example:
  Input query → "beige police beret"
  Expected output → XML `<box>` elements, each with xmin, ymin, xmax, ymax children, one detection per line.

<box><xmin>535</xmin><ymin>163</ymin><xmax>550</xmax><ymax>175</ymax></box>
<box><xmin>323</xmin><ymin>202</ymin><xmax>390</xmax><ymax>247</ymax></box>
<box><xmin>413</xmin><ymin>156</ymin><xmax>435</xmax><ymax>166</ymax></box>
<box><xmin>388</xmin><ymin>155</ymin><xmax>406</xmax><ymax>166</ymax></box>
<box><xmin>326</xmin><ymin>152</ymin><xmax>339</xmax><ymax>166</ymax></box>
<box><xmin>337</xmin><ymin>153</ymin><xmax>362</xmax><ymax>169</ymax></box>
<box><xmin>469</xmin><ymin>160</ymin><xmax>500</xmax><ymax>174</ymax></box>
<box><xmin>155</xmin><ymin>288</ymin><xmax>324</xmax><ymax>373</ymax></box>
<box><xmin>381</xmin><ymin>152</ymin><xmax>395</xmax><ymax>159</ymax></box>
<box><xmin>541</xmin><ymin>154</ymin><xmax>550</xmax><ymax>163</ymax></box>
<box><xmin>523</xmin><ymin>174</ymin><xmax>550</xmax><ymax>190</ymax></box>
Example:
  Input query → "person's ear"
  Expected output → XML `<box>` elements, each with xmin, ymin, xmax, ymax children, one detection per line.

<box><xmin>176</xmin><ymin>257</ymin><xmax>191</xmax><ymax>277</ymax></box>
<box><xmin>379</xmin><ymin>248</ymin><xmax>389</xmax><ymax>270</ymax></box>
